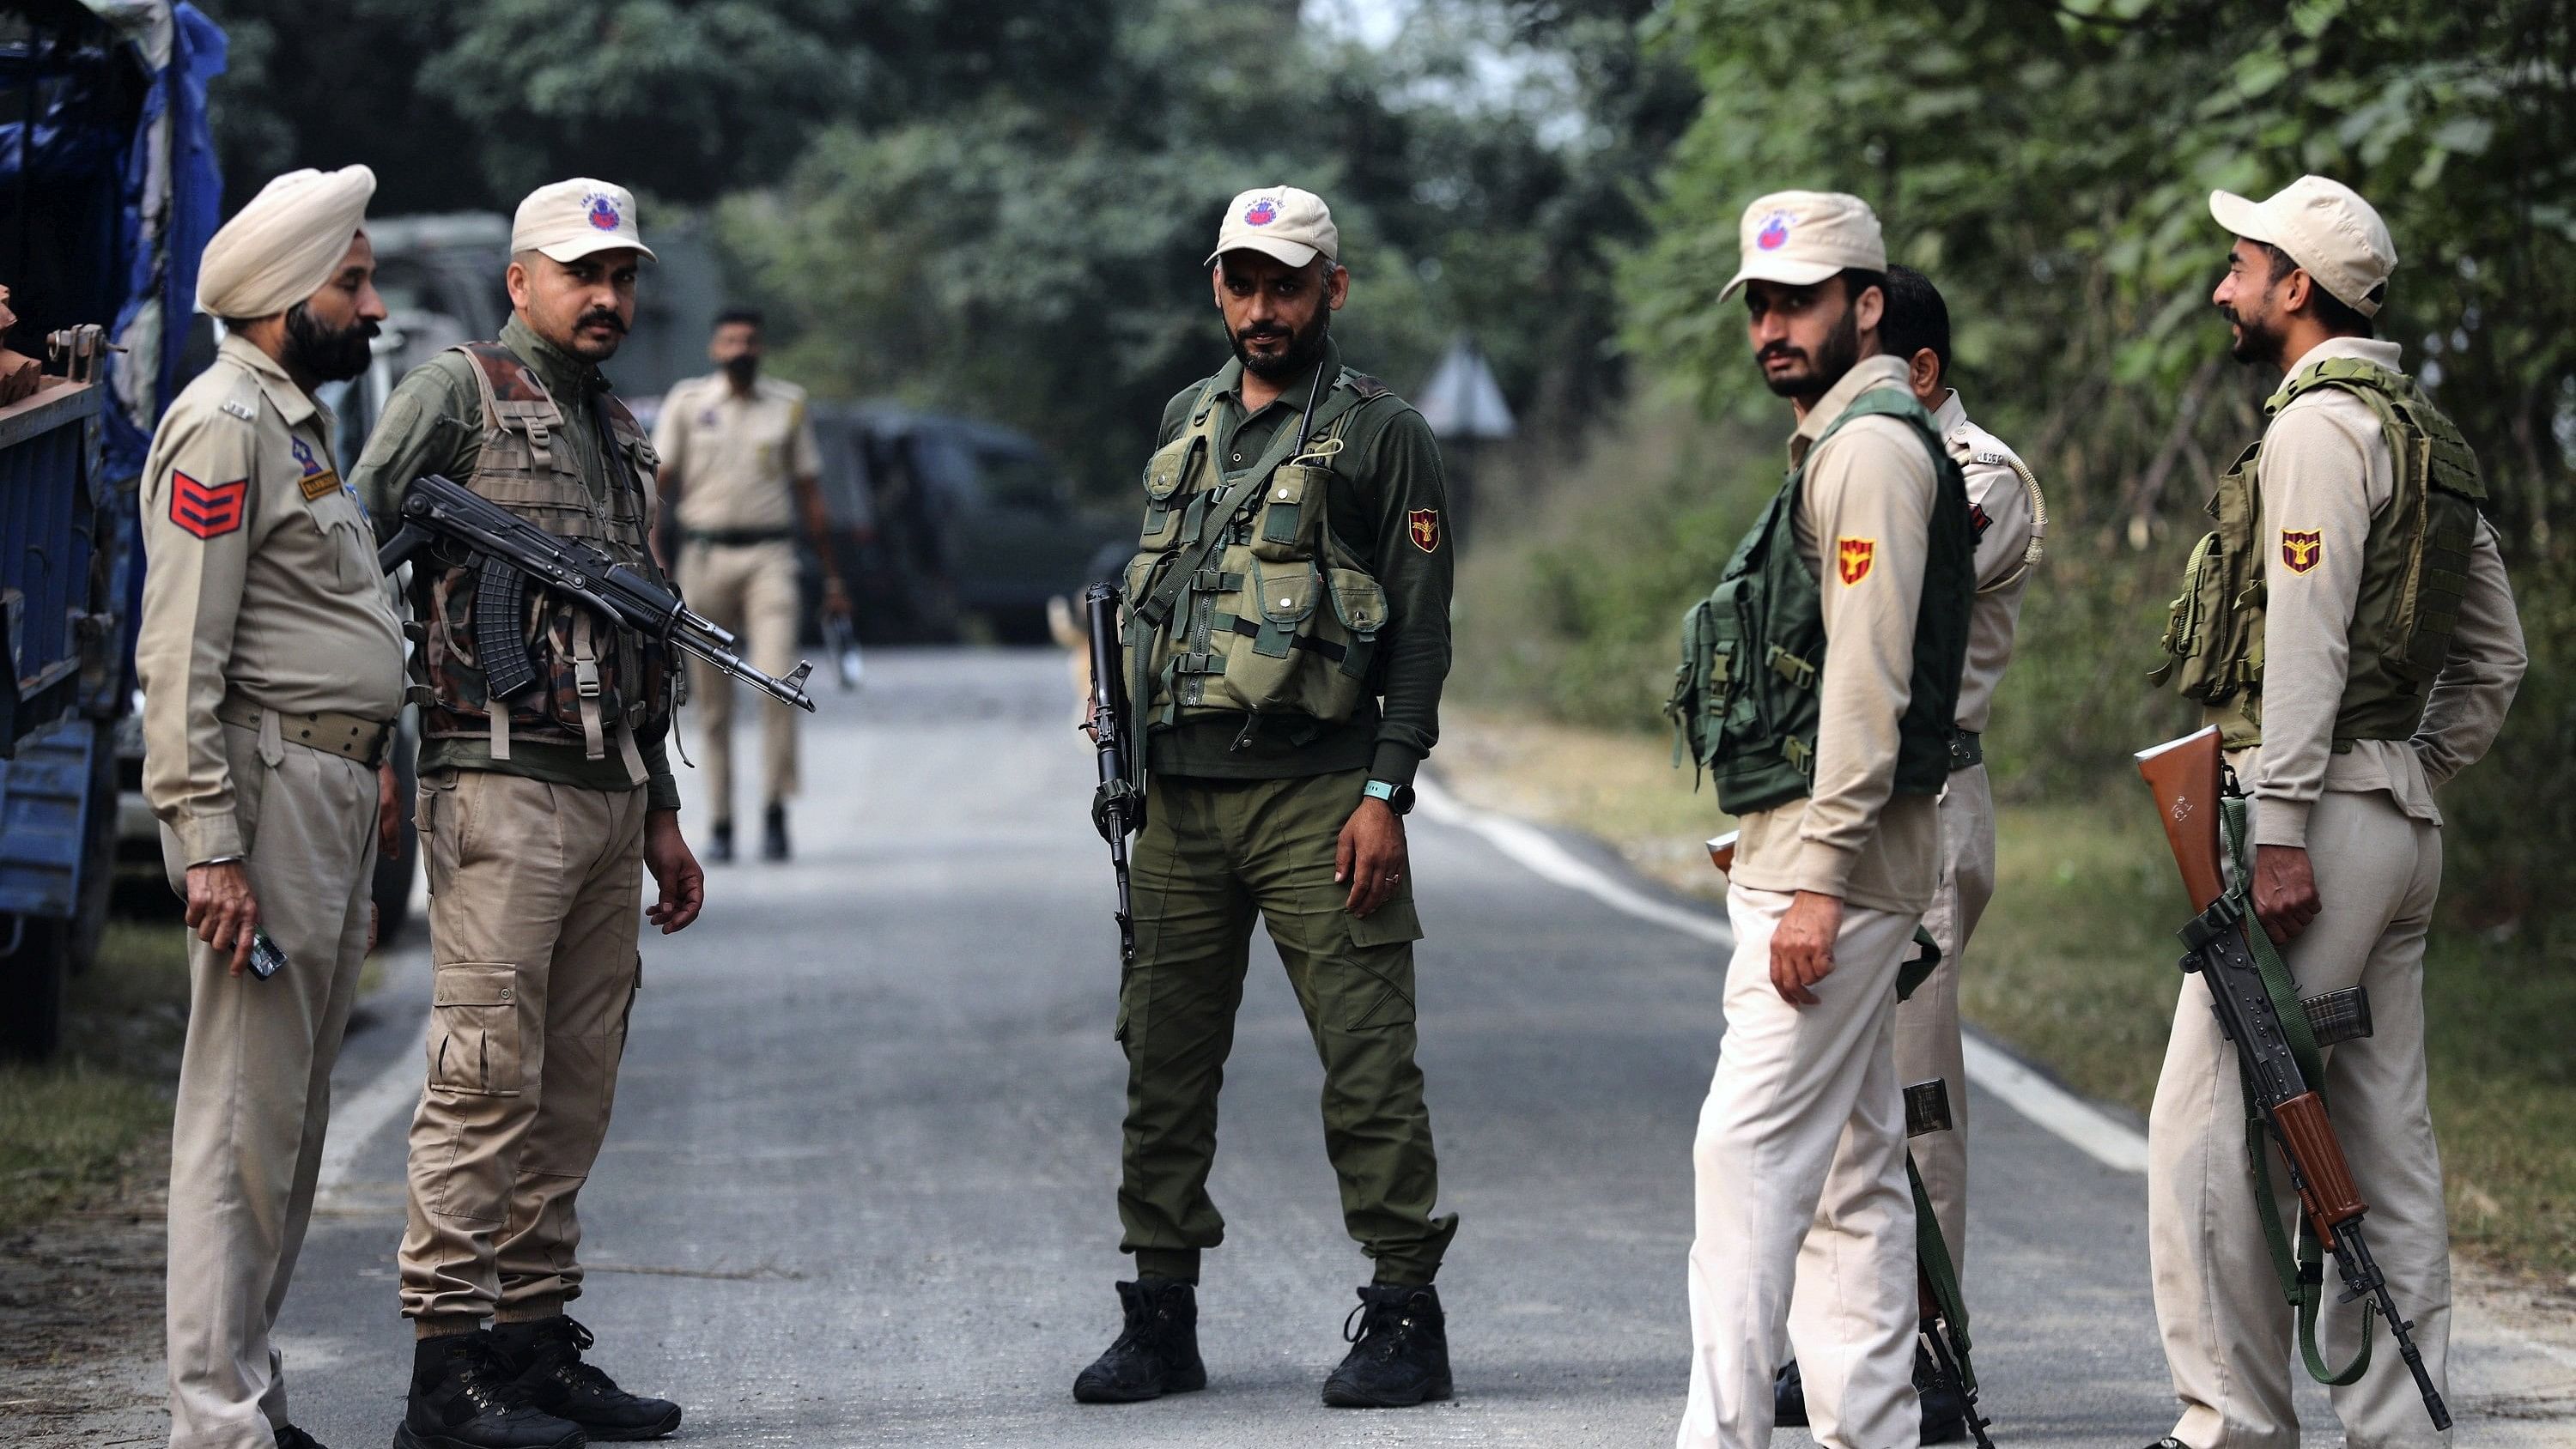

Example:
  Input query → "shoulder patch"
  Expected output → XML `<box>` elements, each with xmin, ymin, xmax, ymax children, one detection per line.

<box><xmin>1344</xmin><ymin>372</ymin><xmax>1390</xmax><ymax>401</ymax></box>
<box><xmin>219</xmin><ymin>397</ymin><xmax>256</xmax><ymax>421</ymax></box>
<box><xmin>170</xmin><ymin>471</ymin><xmax>248</xmax><ymax>539</ymax></box>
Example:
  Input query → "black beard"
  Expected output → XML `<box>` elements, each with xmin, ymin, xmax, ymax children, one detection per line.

<box><xmin>1760</xmin><ymin>304</ymin><xmax>1862</xmax><ymax>401</ymax></box>
<box><xmin>722</xmin><ymin>355</ymin><xmax>759</xmax><ymax>386</ymax></box>
<box><xmin>1229</xmin><ymin>306</ymin><xmax>1330</xmax><ymax>381</ymax></box>
<box><xmin>2223</xmin><ymin>303</ymin><xmax>2283</xmax><ymax>367</ymax></box>
<box><xmin>282</xmin><ymin>303</ymin><xmax>378</xmax><ymax>382</ymax></box>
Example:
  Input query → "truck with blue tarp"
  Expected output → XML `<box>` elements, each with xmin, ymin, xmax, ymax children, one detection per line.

<box><xmin>0</xmin><ymin>0</ymin><xmax>222</xmax><ymax>1057</ymax></box>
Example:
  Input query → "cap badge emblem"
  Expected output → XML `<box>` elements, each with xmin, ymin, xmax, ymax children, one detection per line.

<box><xmin>1757</xmin><ymin>210</ymin><xmax>1793</xmax><ymax>252</ymax></box>
<box><xmin>1244</xmin><ymin>197</ymin><xmax>1279</xmax><ymax>227</ymax></box>
<box><xmin>586</xmin><ymin>194</ymin><xmax>623</xmax><ymax>232</ymax></box>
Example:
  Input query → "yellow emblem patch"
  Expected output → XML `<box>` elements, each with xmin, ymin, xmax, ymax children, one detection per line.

<box><xmin>300</xmin><ymin>468</ymin><xmax>343</xmax><ymax>502</ymax></box>
<box><xmin>1836</xmin><ymin>536</ymin><xmax>1875</xmax><ymax>585</ymax></box>
<box><xmin>2281</xmin><ymin>529</ymin><xmax>2323</xmax><ymax>574</ymax></box>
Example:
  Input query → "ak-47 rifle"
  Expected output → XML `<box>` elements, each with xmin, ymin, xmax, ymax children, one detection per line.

<box><xmin>380</xmin><ymin>473</ymin><xmax>817</xmax><ymax>713</ymax></box>
<box><xmin>2136</xmin><ymin>725</ymin><xmax>2448</xmax><ymax>1432</ymax></box>
<box><xmin>1708</xmin><ymin>831</ymin><xmax>1994</xmax><ymax>1448</ymax></box>
<box><xmin>1084</xmin><ymin>583</ymin><xmax>1141</xmax><ymax>964</ymax></box>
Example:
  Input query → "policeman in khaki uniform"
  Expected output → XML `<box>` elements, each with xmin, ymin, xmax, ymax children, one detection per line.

<box><xmin>1073</xmin><ymin>186</ymin><xmax>1461</xmax><ymax>1411</ymax></box>
<box><xmin>1774</xmin><ymin>264</ymin><xmax>2044</xmax><ymax>1441</ymax></box>
<box><xmin>349</xmin><ymin>179</ymin><xmax>702</xmax><ymax>1449</ymax></box>
<box><xmin>2143</xmin><ymin>177</ymin><xmax>2524</xmax><ymax>1449</ymax></box>
<box><xmin>1668</xmin><ymin>191</ymin><xmax>1976</xmax><ymax>1449</ymax></box>
<box><xmin>139</xmin><ymin>166</ymin><xmax>402</xmax><ymax>1449</ymax></box>
<box><xmin>652</xmin><ymin>307</ymin><xmax>845</xmax><ymax>862</ymax></box>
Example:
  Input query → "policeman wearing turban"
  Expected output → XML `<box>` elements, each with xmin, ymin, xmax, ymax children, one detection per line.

<box><xmin>137</xmin><ymin>164</ymin><xmax>404</xmax><ymax>1449</ymax></box>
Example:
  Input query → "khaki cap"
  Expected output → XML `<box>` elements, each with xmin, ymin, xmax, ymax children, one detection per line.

<box><xmin>1719</xmin><ymin>191</ymin><xmax>1886</xmax><ymax>301</ymax></box>
<box><xmin>511</xmin><ymin>178</ymin><xmax>656</xmax><ymax>264</ymax></box>
<box><xmin>2209</xmin><ymin>175</ymin><xmax>2395</xmax><ymax>317</ymax></box>
<box><xmin>1206</xmin><ymin>185</ymin><xmax>1338</xmax><ymax>270</ymax></box>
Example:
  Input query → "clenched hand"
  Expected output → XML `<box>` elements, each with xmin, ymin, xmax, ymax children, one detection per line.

<box><xmin>1770</xmin><ymin>889</ymin><xmax>1844</xmax><ymax>1006</ymax></box>
<box><xmin>643</xmin><ymin>809</ymin><xmax>705</xmax><ymax>934</ymax></box>
<box><xmin>1335</xmin><ymin>797</ymin><xmax>1408</xmax><ymax>918</ymax></box>
<box><xmin>2251</xmin><ymin>843</ymin><xmax>2321</xmax><ymax>944</ymax></box>
<box><xmin>185</xmin><ymin>860</ymin><xmax>261</xmax><ymax>977</ymax></box>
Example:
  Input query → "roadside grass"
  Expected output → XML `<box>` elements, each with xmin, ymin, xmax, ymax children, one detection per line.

<box><xmin>0</xmin><ymin>921</ymin><xmax>189</xmax><ymax>1235</ymax></box>
<box><xmin>1432</xmin><ymin>710</ymin><xmax>2576</xmax><ymax>1281</ymax></box>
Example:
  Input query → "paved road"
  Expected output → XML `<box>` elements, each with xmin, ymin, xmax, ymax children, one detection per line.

<box><xmin>267</xmin><ymin>648</ymin><xmax>2570</xmax><ymax>1447</ymax></box>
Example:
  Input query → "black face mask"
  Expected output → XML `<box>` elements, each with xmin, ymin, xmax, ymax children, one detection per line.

<box><xmin>282</xmin><ymin>302</ymin><xmax>379</xmax><ymax>383</ymax></box>
<box><xmin>722</xmin><ymin>353</ymin><xmax>760</xmax><ymax>386</ymax></box>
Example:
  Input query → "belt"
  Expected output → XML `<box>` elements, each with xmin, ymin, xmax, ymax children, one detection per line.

<box><xmin>1947</xmin><ymin>729</ymin><xmax>1984</xmax><ymax>773</ymax></box>
<box><xmin>684</xmin><ymin>528</ymin><xmax>795</xmax><ymax>549</ymax></box>
<box><xmin>216</xmin><ymin>697</ymin><xmax>393</xmax><ymax>767</ymax></box>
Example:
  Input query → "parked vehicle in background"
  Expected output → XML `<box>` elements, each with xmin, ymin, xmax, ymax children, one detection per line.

<box><xmin>810</xmin><ymin>403</ymin><xmax>1127</xmax><ymax>645</ymax></box>
<box><xmin>0</xmin><ymin>0</ymin><xmax>223</xmax><ymax>1058</ymax></box>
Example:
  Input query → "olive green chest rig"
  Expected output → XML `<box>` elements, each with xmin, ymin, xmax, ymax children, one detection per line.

<box><xmin>1121</xmin><ymin>367</ymin><xmax>1396</xmax><ymax>736</ymax></box>
<box><xmin>2151</xmin><ymin>356</ymin><xmax>2486</xmax><ymax>749</ymax></box>
<box><xmin>1667</xmin><ymin>389</ymin><xmax>1978</xmax><ymax>816</ymax></box>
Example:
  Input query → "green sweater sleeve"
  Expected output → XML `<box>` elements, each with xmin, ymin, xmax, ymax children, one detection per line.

<box><xmin>351</xmin><ymin>355</ymin><xmax>481</xmax><ymax>542</ymax></box>
<box><xmin>1356</xmin><ymin>403</ymin><xmax>1453</xmax><ymax>783</ymax></box>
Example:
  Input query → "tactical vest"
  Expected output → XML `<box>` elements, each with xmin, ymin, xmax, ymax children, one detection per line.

<box><xmin>416</xmin><ymin>342</ymin><xmax>675</xmax><ymax>772</ymax></box>
<box><xmin>2151</xmin><ymin>356</ymin><xmax>2485</xmax><ymax>749</ymax></box>
<box><xmin>1121</xmin><ymin>367</ymin><xmax>1397</xmax><ymax>734</ymax></box>
<box><xmin>1667</xmin><ymin>389</ymin><xmax>1978</xmax><ymax>817</ymax></box>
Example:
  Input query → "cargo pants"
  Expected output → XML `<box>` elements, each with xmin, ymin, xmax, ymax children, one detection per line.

<box><xmin>164</xmin><ymin>721</ymin><xmax>377</xmax><ymax>1449</ymax></box>
<box><xmin>1116</xmin><ymin>767</ymin><xmax>1458</xmax><ymax>1286</ymax></box>
<box><xmin>398</xmin><ymin>767</ymin><xmax>647</xmax><ymax>1333</ymax></box>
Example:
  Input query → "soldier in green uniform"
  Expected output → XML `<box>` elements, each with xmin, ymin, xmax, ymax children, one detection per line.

<box><xmin>1072</xmin><ymin>185</ymin><xmax>1460</xmax><ymax>1410</ymax></box>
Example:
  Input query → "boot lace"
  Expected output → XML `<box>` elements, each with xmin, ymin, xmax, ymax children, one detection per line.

<box><xmin>530</xmin><ymin>1315</ymin><xmax>623</xmax><ymax>1395</ymax></box>
<box><xmin>1341</xmin><ymin>1292</ymin><xmax>1429</xmax><ymax>1361</ymax></box>
<box><xmin>445</xmin><ymin>1335</ymin><xmax>529</xmax><ymax>1416</ymax></box>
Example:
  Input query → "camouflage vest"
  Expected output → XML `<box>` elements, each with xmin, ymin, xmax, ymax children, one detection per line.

<box><xmin>1121</xmin><ymin>367</ymin><xmax>1395</xmax><ymax>731</ymax></box>
<box><xmin>1667</xmin><ymin>388</ymin><xmax>1978</xmax><ymax>816</ymax></box>
<box><xmin>416</xmin><ymin>342</ymin><xmax>674</xmax><ymax>770</ymax></box>
<box><xmin>2152</xmin><ymin>356</ymin><xmax>2486</xmax><ymax>749</ymax></box>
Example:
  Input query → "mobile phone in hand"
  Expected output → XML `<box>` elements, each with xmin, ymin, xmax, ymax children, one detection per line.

<box><xmin>247</xmin><ymin>928</ymin><xmax>288</xmax><ymax>980</ymax></box>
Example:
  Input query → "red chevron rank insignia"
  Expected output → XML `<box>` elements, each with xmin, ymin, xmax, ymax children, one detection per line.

<box><xmin>170</xmin><ymin>471</ymin><xmax>248</xmax><ymax>539</ymax></box>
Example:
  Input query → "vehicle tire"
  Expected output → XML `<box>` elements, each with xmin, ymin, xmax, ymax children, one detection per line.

<box><xmin>0</xmin><ymin>917</ymin><xmax>69</xmax><ymax>1060</ymax></box>
<box><xmin>369</xmin><ymin>711</ymin><xmax>419</xmax><ymax>947</ymax></box>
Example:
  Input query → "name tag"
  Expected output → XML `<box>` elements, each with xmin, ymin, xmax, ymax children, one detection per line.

<box><xmin>301</xmin><ymin>467</ymin><xmax>343</xmax><ymax>501</ymax></box>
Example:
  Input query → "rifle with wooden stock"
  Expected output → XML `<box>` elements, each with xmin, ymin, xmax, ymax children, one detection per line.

<box><xmin>2136</xmin><ymin>726</ymin><xmax>2448</xmax><ymax>1432</ymax></box>
<box><xmin>1707</xmin><ymin>832</ymin><xmax>1995</xmax><ymax>1448</ymax></box>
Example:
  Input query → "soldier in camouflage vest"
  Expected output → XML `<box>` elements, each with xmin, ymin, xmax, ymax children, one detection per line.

<box><xmin>351</xmin><ymin>179</ymin><xmax>700</xmax><ymax>1449</ymax></box>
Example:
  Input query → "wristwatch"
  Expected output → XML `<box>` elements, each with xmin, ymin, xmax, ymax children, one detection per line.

<box><xmin>1363</xmin><ymin>779</ymin><xmax>1417</xmax><ymax>816</ymax></box>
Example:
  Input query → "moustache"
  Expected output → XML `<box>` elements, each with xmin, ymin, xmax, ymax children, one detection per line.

<box><xmin>576</xmin><ymin>309</ymin><xmax>628</xmax><ymax>334</ymax></box>
<box><xmin>1237</xmin><ymin>325</ymin><xmax>1291</xmax><ymax>343</ymax></box>
<box><xmin>1757</xmin><ymin>343</ymin><xmax>1805</xmax><ymax>366</ymax></box>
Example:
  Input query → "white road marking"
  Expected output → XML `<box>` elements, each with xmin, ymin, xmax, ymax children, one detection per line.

<box><xmin>318</xmin><ymin>1007</ymin><xmax>428</xmax><ymax>1200</ymax></box>
<box><xmin>1417</xmin><ymin>775</ymin><xmax>2154</xmax><ymax>1175</ymax></box>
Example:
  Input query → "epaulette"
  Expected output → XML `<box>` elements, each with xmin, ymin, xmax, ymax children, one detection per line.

<box><xmin>1343</xmin><ymin>371</ymin><xmax>1390</xmax><ymax>401</ymax></box>
<box><xmin>215</xmin><ymin>364</ymin><xmax>264</xmax><ymax>423</ymax></box>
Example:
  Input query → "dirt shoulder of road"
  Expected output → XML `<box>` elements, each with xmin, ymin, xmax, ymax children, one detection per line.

<box><xmin>1428</xmin><ymin>707</ymin><xmax>2576</xmax><ymax>1361</ymax></box>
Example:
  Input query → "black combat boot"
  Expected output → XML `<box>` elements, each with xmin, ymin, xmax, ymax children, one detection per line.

<box><xmin>1072</xmin><ymin>1278</ymin><xmax>1206</xmax><ymax>1404</ymax></box>
<box><xmin>707</xmin><ymin>820</ymin><xmax>734</xmax><ymax>864</ymax></box>
<box><xmin>1321</xmin><ymin>1282</ymin><xmax>1452</xmax><ymax>1408</ymax></box>
<box><xmin>1773</xmin><ymin>1359</ymin><xmax>1809</xmax><ymax>1427</ymax></box>
<box><xmin>761</xmin><ymin>802</ymin><xmax>790</xmax><ymax>862</ymax></box>
<box><xmin>273</xmin><ymin>1427</ymin><xmax>331</xmax><ymax>1449</ymax></box>
<box><xmin>394</xmin><ymin>1331</ymin><xmax>584</xmax><ymax>1449</ymax></box>
<box><xmin>489</xmin><ymin>1316</ymin><xmax>682</xmax><ymax>1442</ymax></box>
<box><xmin>1777</xmin><ymin>1349</ymin><xmax>1973</xmax><ymax>1441</ymax></box>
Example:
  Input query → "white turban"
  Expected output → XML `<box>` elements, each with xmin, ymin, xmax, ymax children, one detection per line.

<box><xmin>197</xmin><ymin>165</ymin><xmax>376</xmax><ymax>320</ymax></box>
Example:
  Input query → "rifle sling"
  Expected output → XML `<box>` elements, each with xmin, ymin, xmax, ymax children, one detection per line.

<box><xmin>1908</xmin><ymin>1152</ymin><xmax>1976</xmax><ymax>1396</ymax></box>
<box><xmin>2217</xmin><ymin>793</ymin><xmax>2372</xmax><ymax>1387</ymax></box>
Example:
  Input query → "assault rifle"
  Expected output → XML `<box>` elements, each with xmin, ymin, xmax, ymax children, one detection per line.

<box><xmin>1084</xmin><ymin>583</ymin><xmax>1140</xmax><ymax>964</ymax></box>
<box><xmin>1706</xmin><ymin>832</ymin><xmax>1994</xmax><ymax>1448</ymax></box>
<box><xmin>378</xmin><ymin>472</ymin><xmax>816</xmax><ymax>714</ymax></box>
<box><xmin>2136</xmin><ymin>726</ymin><xmax>2448</xmax><ymax>1432</ymax></box>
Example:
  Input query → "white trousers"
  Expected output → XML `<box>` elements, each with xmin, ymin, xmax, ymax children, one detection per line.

<box><xmin>1680</xmin><ymin>885</ymin><xmax>1921</xmax><ymax>1449</ymax></box>
<box><xmin>2147</xmin><ymin>788</ymin><xmax>2451</xmax><ymax>1449</ymax></box>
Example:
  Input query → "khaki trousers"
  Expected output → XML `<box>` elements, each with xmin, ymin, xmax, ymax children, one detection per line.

<box><xmin>398</xmin><ymin>769</ymin><xmax>647</xmax><ymax>1331</ymax></box>
<box><xmin>164</xmin><ymin>722</ymin><xmax>378</xmax><ymax>1449</ymax></box>
<box><xmin>2148</xmin><ymin>787</ymin><xmax>2450</xmax><ymax>1449</ymax></box>
<box><xmin>677</xmin><ymin>539</ymin><xmax>801</xmax><ymax>822</ymax></box>
<box><xmin>1681</xmin><ymin>886</ymin><xmax>1921</xmax><ymax>1449</ymax></box>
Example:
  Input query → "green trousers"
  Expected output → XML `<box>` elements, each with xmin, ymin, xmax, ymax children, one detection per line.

<box><xmin>1116</xmin><ymin>767</ymin><xmax>1458</xmax><ymax>1287</ymax></box>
